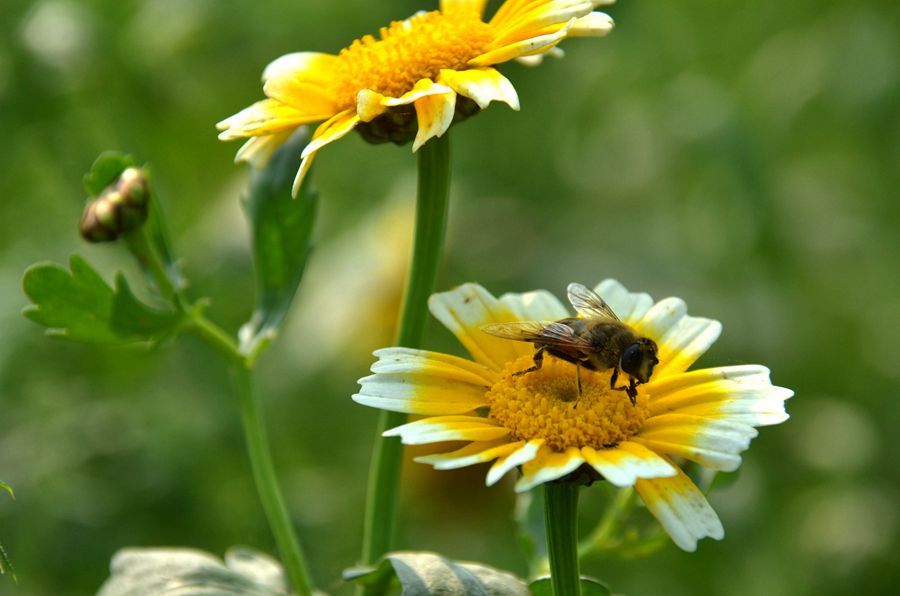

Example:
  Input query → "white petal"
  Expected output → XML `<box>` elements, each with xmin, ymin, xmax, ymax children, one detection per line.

<box><xmin>428</xmin><ymin>283</ymin><xmax>530</xmax><ymax>371</ymax></box>
<box><xmin>486</xmin><ymin>439</ymin><xmax>543</xmax><ymax>486</ymax></box>
<box><xmin>633</xmin><ymin>297</ymin><xmax>722</xmax><ymax>378</ymax></box>
<box><xmin>499</xmin><ymin>289</ymin><xmax>570</xmax><ymax>321</ymax></box>
<box><xmin>515</xmin><ymin>446</ymin><xmax>585</xmax><ymax>492</ymax></box>
<box><xmin>569</xmin><ymin>12</ymin><xmax>614</xmax><ymax>37</ymax></box>
<box><xmin>413</xmin><ymin>88</ymin><xmax>456</xmax><ymax>151</ymax></box>
<box><xmin>384</xmin><ymin>416</ymin><xmax>509</xmax><ymax>444</ymax></box>
<box><xmin>439</xmin><ymin>68</ymin><xmax>520</xmax><ymax>111</ymax></box>
<box><xmin>593</xmin><ymin>279</ymin><xmax>654</xmax><ymax>324</ymax></box>
<box><xmin>635</xmin><ymin>413</ymin><xmax>759</xmax><ymax>472</ymax></box>
<box><xmin>581</xmin><ymin>442</ymin><xmax>677</xmax><ymax>487</ymax></box>
<box><xmin>414</xmin><ymin>439</ymin><xmax>520</xmax><ymax>470</ymax></box>
<box><xmin>635</xmin><ymin>462</ymin><xmax>724</xmax><ymax>552</ymax></box>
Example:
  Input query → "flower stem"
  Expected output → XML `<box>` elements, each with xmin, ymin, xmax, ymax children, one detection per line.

<box><xmin>545</xmin><ymin>482</ymin><xmax>582</xmax><ymax>596</ymax></box>
<box><xmin>360</xmin><ymin>134</ymin><xmax>452</xmax><ymax>569</ymax></box>
<box><xmin>232</xmin><ymin>364</ymin><xmax>313</xmax><ymax>596</ymax></box>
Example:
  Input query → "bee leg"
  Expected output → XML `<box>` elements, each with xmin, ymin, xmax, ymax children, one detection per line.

<box><xmin>626</xmin><ymin>379</ymin><xmax>638</xmax><ymax>406</ymax></box>
<box><xmin>514</xmin><ymin>347</ymin><xmax>544</xmax><ymax>376</ymax></box>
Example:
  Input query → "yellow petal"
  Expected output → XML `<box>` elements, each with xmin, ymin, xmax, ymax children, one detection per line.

<box><xmin>470</xmin><ymin>19</ymin><xmax>575</xmax><ymax>67</ymax></box>
<box><xmin>634</xmin><ymin>461</ymin><xmax>724</xmax><ymax>552</ymax></box>
<box><xmin>415</xmin><ymin>439</ymin><xmax>521</xmax><ymax>470</ymax></box>
<box><xmin>439</xmin><ymin>68</ymin><xmax>520</xmax><ymax>111</ymax></box>
<box><xmin>413</xmin><ymin>87</ymin><xmax>457</xmax><ymax>151</ymax></box>
<box><xmin>440</xmin><ymin>0</ymin><xmax>488</xmax><ymax>17</ymax></box>
<box><xmin>486</xmin><ymin>439</ymin><xmax>544</xmax><ymax>486</ymax></box>
<box><xmin>428</xmin><ymin>283</ymin><xmax>531</xmax><ymax>372</ymax></box>
<box><xmin>261</xmin><ymin>51</ymin><xmax>337</xmax><ymax>84</ymax></box>
<box><xmin>234</xmin><ymin>130</ymin><xmax>295</xmax><ymax>168</ymax></box>
<box><xmin>581</xmin><ymin>442</ymin><xmax>677</xmax><ymax>487</ymax></box>
<box><xmin>216</xmin><ymin>99</ymin><xmax>322</xmax><ymax>139</ymax></box>
<box><xmin>489</xmin><ymin>2</ymin><xmax>593</xmax><ymax>48</ymax></box>
<box><xmin>631</xmin><ymin>297</ymin><xmax>722</xmax><ymax>378</ymax></box>
<box><xmin>634</xmin><ymin>413</ymin><xmax>758</xmax><ymax>472</ymax></box>
<box><xmin>384</xmin><ymin>415</ymin><xmax>510</xmax><ymax>444</ymax></box>
<box><xmin>515</xmin><ymin>445</ymin><xmax>585</xmax><ymax>492</ymax></box>
<box><xmin>292</xmin><ymin>110</ymin><xmax>360</xmax><ymax>196</ymax></box>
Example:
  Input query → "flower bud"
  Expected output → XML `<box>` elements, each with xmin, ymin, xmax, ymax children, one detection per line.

<box><xmin>79</xmin><ymin>167</ymin><xmax>150</xmax><ymax>242</ymax></box>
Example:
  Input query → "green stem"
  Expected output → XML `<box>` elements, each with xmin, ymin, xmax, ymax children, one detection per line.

<box><xmin>578</xmin><ymin>487</ymin><xmax>636</xmax><ymax>558</ymax></box>
<box><xmin>545</xmin><ymin>482</ymin><xmax>581</xmax><ymax>596</ymax></box>
<box><xmin>233</xmin><ymin>364</ymin><xmax>314</xmax><ymax>596</ymax></box>
<box><xmin>360</xmin><ymin>135</ymin><xmax>452</xmax><ymax>570</ymax></box>
<box><xmin>125</xmin><ymin>228</ymin><xmax>181</xmax><ymax>308</ymax></box>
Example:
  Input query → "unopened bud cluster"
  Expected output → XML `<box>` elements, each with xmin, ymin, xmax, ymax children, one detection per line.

<box><xmin>79</xmin><ymin>167</ymin><xmax>150</xmax><ymax>242</ymax></box>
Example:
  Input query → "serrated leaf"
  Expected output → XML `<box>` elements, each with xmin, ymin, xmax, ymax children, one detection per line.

<box><xmin>97</xmin><ymin>547</ymin><xmax>287</xmax><ymax>595</ymax></box>
<box><xmin>529</xmin><ymin>577</ymin><xmax>613</xmax><ymax>596</ymax></box>
<box><xmin>84</xmin><ymin>151</ymin><xmax>136</xmax><ymax>197</ymax></box>
<box><xmin>23</xmin><ymin>256</ymin><xmax>180</xmax><ymax>344</ymax></box>
<box><xmin>239</xmin><ymin>129</ymin><xmax>317</xmax><ymax>356</ymax></box>
<box><xmin>344</xmin><ymin>551</ymin><xmax>528</xmax><ymax>595</ymax></box>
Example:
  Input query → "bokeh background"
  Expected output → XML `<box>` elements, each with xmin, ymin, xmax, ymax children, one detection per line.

<box><xmin>2</xmin><ymin>0</ymin><xmax>899</xmax><ymax>594</ymax></box>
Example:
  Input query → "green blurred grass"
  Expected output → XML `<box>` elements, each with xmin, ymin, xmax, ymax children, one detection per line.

<box><xmin>1</xmin><ymin>0</ymin><xmax>899</xmax><ymax>594</ymax></box>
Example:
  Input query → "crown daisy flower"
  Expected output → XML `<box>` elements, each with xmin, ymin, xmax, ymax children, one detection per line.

<box><xmin>217</xmin><ymin>0</ymin><xmax>614</xmax><ymax>195</ymax></box>
<box><xmin>353</xmin><ymin>280</ymin><xmax>792</xmax><ymax>551</ymax></box>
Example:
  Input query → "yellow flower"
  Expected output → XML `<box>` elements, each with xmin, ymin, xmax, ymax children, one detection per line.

<box><xmin>353</xmin><ymin>280</ymin><xmax>792</xmax><ymax>551</ymax></box>
<box><xmin>217</xmin><ymin>0</ymin><xmax>614</xmax><ymax>195</ymax></box>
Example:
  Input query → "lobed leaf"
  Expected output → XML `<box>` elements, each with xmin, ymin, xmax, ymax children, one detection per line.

<box><xmin>97</xmin><ymin>547</ymin><xmax>287</xmax><ymax>595</ymax></box>
<box><xmin>239</xmin><ymin>129</ymin><xmax>317</xmax><ymax>356</ymax></box>
<box><xmin>22</xmin><ymin>255</ymin><xmax>180</xmax><ymax>344</ymax></box>
<box><xmin>344</xmin><ymin>551</ymin><xmax>528</xmax><ymax>595</ymax></box>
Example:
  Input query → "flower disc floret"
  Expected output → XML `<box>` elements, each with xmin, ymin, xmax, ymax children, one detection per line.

<box><xmin>487</xmin><ymin>355</ymin><xmax>650</xmax><ymax>451</ymax></box>
<box><xmin>332</xmin><ymin>11</ymin><xmax>494</xmax><ymax>109</ymax></box>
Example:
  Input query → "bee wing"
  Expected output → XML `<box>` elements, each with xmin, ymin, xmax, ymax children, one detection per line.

<box><xmin>567</xmin><ymin>282</ymin><xmax>621</xmax><ymax>321</ymax></box>
<box><xmin>482</xmin><ymin>321</ymin><xmax>594</xmax><ymax>351</ymax></box>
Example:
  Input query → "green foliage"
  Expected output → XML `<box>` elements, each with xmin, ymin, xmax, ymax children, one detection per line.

<box><xmin>22</xmin><ymin>256</ymin><xmax>180</xmax><ymax>344</ymax></box>
<box><xmin>240</xmin><ymin>130</ymin><xmax>318</xmax><ymax>356</ymax></box>
<box><xmin>83</xmin><ymin>152</ymin><xmax>136</xmax><ymax>198</ymax></box>
<box><xmin>1</xmin><ymin>483</ymin><xmax>14</xmax><ymax>582</ymax></box>
<box><xmin>97</xmin><ymin>547</ymin><xmax>285</xmax><ymax>595</ymax></box>
<box><xmin>530</xmin><ymin>576</ymin><xmax>612</xmax><ymax>596</ymax></box>
<box><xmin>344</xmin><ymin>552</ymin><xmax>529</xmax><ymax>595</ymax></box>
<box><xmin>515</xmin><ymin>490</ymin><xmax>547</xmax><ymax>575</ymax></box>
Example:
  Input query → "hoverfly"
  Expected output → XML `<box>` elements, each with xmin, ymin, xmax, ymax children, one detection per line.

<box><xmin>482</xmin><ymin>283</ymin><xmax>659</xmax><ymax>405</ymax></box>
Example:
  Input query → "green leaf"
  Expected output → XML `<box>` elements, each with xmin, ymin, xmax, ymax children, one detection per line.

<box><xmin>0</xmin><ymin>482</ymin><xmax>14</xmax><ymax>582</ymax></box>
<box><xmin>344</xmin><ymin>552</ymin><xmax>528</xmax><ymax>595</ymax></box>
<box><xmin>83</xmin><ymin>151</ymin><xmax>136</xmax><ymax>197</ymax></box>
<box><xmin>529</xmin><ymin>577</ymin><xmax>613</xmax><ymax>596</ymax></box>
<box><xmin>98</xmin><ymin>547</ymin><xmax>286</xmax><ymax>595</ymax></box>
<box><xmin>23</xmin><ymin>256</ymin><xmax>180</xmax><ymax>344</ymax></box>
<box><xmin>240</xmin><ymin>130</ymin><xmax>317</xmax><ymax>356</ymax></box>
<box><xmin>0</xmin><ymin>482</ymin><xmax>12</xmax><ymax>499</ymax></box>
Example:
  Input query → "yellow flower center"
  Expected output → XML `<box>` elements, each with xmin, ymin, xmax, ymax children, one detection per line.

<box><xmin>332</xmin><ymin>10</ymin><xmax>494</xmax><ymax>109</ymax></box>
<box><xmin>486</xmin><ymin>355</ymin><xmax>651</xmax><ymax>451</ymax></box>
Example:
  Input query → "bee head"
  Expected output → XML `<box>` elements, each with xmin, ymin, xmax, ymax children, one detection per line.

<box><xmin>620</xmin><ymin>338</ymin><xmax>659</xmax><ymax>384</ymax></box>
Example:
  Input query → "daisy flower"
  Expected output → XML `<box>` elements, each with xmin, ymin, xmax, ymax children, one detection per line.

<box><xmin>353</xmin><ymin>280</ymin><xmax>792</xmax><ymax>551</ymax></box>
<box><xmin>217</xmin><ymin>1</ymin><xmax>615</xmax><ymax>195</ymax></box>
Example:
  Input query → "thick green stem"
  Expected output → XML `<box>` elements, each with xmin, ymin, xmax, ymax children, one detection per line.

<box><xmin>545</xmin><ymin>482</ymin><xmax>581</xmax><ymax>596</ymax></box>
<box><xmin>233</xmin><ymin>365</ymin><xmax>313</xmax><ymax>596</ymax></box>
<box><xmin>360</xmin><ymin>135</ymin><xmax>452</xmax><ymax>569</ymax></box>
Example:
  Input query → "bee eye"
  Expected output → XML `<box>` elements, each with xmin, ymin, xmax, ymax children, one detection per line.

<box><xmin>620</xmin><ymin>343</ymin><xmax>641</xmax><ymax>376</ymax></box>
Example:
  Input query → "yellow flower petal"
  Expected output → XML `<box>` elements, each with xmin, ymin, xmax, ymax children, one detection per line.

<box><xmin>646</xmin><ymin>365</ymin><xmax>792</xmax><ymax>427</ymax></box>
<box><xmin>634</xmin><ymin>413</ymin><xmax>758</xmax><ymax>472</ymax></box>
<box><xmin>489</xmin><ymin>2</ymin><xmax>594</xmax><ymax>48</ymax></box>
<box><xmin>384</xmin><ymin>415</ymin><xmax>510</xmax><ymax>444</ymax></box>
<box><xmin>428</xmin><ymin>283</ymin><xmax>530</xmax><ymax>372</ymax></box>
<box><xmin>353</xmin><ymin>348</ymin><xmax>492</xmax><ymax>415</ymax></box>
<box><xmin>469</xmin><ymin>19</ymin><xmax>575</xmax><ymax>67</ymax></box>
<box><xmin>234</xmin><ymin>130</ymin><xmax>295</xmax><ymax>168</ymax></box>
<box><xmin>593</xmin><ymin>279</ymin><xmax>654</xmax><ymax>324</ymax></box>
<box><xmin>439</xmin><ymin>68</ymin><xmax>520</xmax><ymax>110</ymax></box>
<box><xmin>515</xmin><ymin>445</ymin><xmax>585</xmax><ymax>492</ymax></box>
<box><xmin>413</xmin><ymin>86</ymin><xmax>457</xmax><ymax>151</ymax></box>
<box><xmin>292</xmin><ymin>109</ymin><xmax>360</xmax><ymax>195</ymax></box>
<box><xmin>216</xmin><ymin>99</ymin><xmax>322</xmax><ymax>140</ymax></box>
<box><xmin>581</xmin><ymin>441</ymin><xmax>677</xmax><ymax>487</ymax></box>
<box><xmin>261</xmin><ymin>51</ymin><xmax>337</xmax><ymax>84</ymax></box>
<box><xmin>440</xmin><ymin>0</ymin><xmax>488</xmax><ymax>17</ymax></box>
<box><xmin>632</xmin><ymin>297</ymin><xmax>722</xmax><ymax>378</ymax></box>
<box><xmin>634</xmin><ymin>461</ymin><xmax>724</xmax><ymax>552</ymax></box>
<box><xmin>498</xmin><ymin>289</ymin><xmax>569</xmax><ymax>321</ymax></box>
<box><xmin>414</xmin><ymin>439</ymin><xmax>521</xmax><ymax>470</ymax></box>
<box><xmin>486</xmin><ymin>439</ymin><xmax>544</xmax><ymax>486</ymax></box>
<box><xmin>569</xmin><ymin>11</ymin><xmax>615</xmax><ymax>37</ymax></box>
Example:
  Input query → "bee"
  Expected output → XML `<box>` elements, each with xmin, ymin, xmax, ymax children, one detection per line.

<box><xmin>482</xmin><ymin>283</ymin><xmax>659</xmax><ymax>405</ymax></box>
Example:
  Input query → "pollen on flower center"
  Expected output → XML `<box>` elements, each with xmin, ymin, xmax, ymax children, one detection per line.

<box><xmin>486</xmin><ymin>355</ymin><xmax>651</xmax><ymax>451</ymax></box>
<box><xmin>331</xmin><ymin>10</ymin><xmax>494</xmax><ymax>109</ymax></box>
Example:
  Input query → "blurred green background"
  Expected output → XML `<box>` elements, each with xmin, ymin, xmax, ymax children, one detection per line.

<box><xmin>2</xmin><ymin>0</ymin><xmax>899</xmax><ymax>594</ymax></box>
